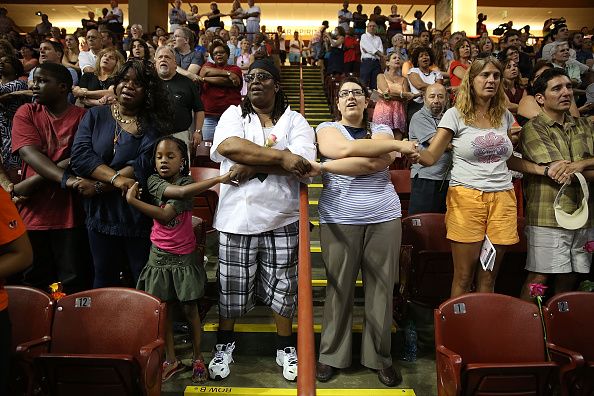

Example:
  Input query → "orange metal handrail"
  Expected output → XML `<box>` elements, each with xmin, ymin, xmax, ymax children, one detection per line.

<box><xmin>296</xmin><ymin>62</ymin><xmax>316</xmax><ymax>396</ymax></box>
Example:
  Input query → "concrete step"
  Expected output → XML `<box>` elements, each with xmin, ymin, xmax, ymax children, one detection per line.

<box><xmin>161</xmin><ymin>354</ymin><xmax>433</xmax><ymax>395</ymax></box>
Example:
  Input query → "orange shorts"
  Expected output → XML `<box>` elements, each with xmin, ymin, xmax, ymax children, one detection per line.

<box><xmin>445</xmin><ymin>185</ymin><xmax>519</xmax><ymax>245</ymax></box>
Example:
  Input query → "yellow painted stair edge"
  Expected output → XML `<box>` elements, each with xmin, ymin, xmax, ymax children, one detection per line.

<box><xmin>202</xmin><ymin>322</ymin><xmax>395</xmax><ymax>333</ymax></box>
<box><xmin>186</xmin><ymin>387</ymin><xmax>415</xmax><ymax>395</ymax></box>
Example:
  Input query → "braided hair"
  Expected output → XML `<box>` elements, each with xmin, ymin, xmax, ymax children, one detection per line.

<box><xmin>240</xmin><ymin>86</ymin><xmax>290</xmax><ymax>124</ymax></box>
<box><xmin>151</xmin><ymin>135</ymin><xmax>190</xmax><ymax>177</ymax></box>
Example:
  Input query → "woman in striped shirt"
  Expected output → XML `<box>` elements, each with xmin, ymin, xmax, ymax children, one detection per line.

<box><xmin>309</xmin><ymin>77</ymin><xmax>417</xmax><ymax>387</ymax></box>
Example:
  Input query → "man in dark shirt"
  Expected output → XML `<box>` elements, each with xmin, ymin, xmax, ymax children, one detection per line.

<box><xmin>155</xmin><ymin>45</ymin><xmax>205</xmax><ymax>157</ymax></box>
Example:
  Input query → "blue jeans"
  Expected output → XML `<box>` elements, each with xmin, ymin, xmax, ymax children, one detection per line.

<box><xmin>203</xmin><ymin>115</ymin><xmax>221</xmax><ymax>142</ymax></box>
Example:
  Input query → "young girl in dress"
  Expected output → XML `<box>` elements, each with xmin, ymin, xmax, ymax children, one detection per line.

<box><xmin>126</xmin><ymin>136</ymin><xmax>231</xmax><ymax>383</ymax></box>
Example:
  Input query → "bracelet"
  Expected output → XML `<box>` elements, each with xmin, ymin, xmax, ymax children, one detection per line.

<box><xmin>320</xmin><ymin>162</ymin><xmax>324</xmax><ymax>174</ymax></box>
<box><xmin>544</xmin><ymin>166</ymin><xmax>550</xmax><ymax>177</ymax></box>
<box><xmin>94</xmin><ymin>181</ymin><xmax>104</xmax><ymax>194</ymax></box>
<box><xmin>400</xmin><ymin>91</ymin><xmax>403</xmax><ymax>98</ymax></box>
<box><xmin>110</xmin><ymin>171</ymin><xmax>120</xmax><ymax>185</ymax></box>
<box><xmin>194</xmin><ymin>129</ymin><xmax>202</xmax><ymax>134</ymax></box>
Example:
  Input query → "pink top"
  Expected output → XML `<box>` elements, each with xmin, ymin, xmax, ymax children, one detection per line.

<box><xmin>150</xmin><ymin>209</ymin><xmax>195</xmax><ymax>255</ymax></box>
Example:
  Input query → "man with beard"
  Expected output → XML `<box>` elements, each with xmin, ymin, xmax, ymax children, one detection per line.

<box><xmin>155</xmin><ymin>45</ymin><xmax>204</xmax><ymax>154</ymax></box>
<box><xmin>408</xmin><ymin>83</ymin><xmax>451</xmax><ymax>214</ymax></box>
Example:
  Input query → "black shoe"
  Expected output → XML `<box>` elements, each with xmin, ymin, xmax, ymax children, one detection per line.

<box><xmin>316</xmin><ymin>362</ymin><xmax>336</xmax><ymax>382</ymax></box>
<box><xmin>377</xmin><ymin>365</ymin><xmax>402</xmax><ymax>387</ymax></box>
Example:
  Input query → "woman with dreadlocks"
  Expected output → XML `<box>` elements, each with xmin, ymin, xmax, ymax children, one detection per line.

<box><xmin>207</xmin><ymin>59</ymin><xmax>316</xmax><ymax>382</ymax></box>
<box><xmin>308</xmin><ymin>76</ymin><xmax>417</xmax><ymax>388</ymax></box>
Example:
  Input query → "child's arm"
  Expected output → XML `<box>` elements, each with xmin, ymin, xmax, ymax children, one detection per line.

<box><xmin>161</xmin><ymin>171</ymin><xmax>232</xmax><ymax>200</ymax></box>
<box><xmin>126</xmin><ymin>182</ymin><xmax>178</xmax><ymax>225</ymax></box>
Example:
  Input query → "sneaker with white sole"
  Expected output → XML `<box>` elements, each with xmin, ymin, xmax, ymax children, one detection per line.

<box><xmin>208</xmin><ymin>342</ymin><xmax>235</xmax><ymax>380</ymax></box>
<box><xmin>276</xmin><ymin>347</ymin><xmax>298</xmax><ymax>381</ymax></box>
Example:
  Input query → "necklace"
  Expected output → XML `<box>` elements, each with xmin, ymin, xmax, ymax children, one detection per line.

<box><xmin>112</xmin><ymin>103</ymin><xmax>137</xmax><ymax>125</ymax></box>
<box><xmin>113</xmin><ymin>123</ymin><xmax>123</xmax><ymax>155</ymax></box>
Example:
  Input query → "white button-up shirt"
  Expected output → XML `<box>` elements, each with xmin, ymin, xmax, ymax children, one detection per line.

<box><xmin>78</xmin><ymin>50</ymin><xmax>97</xmax><ymax>73</ymax></box>
<box><xmin>360</xmin><ymin>32</ymin><xmax>383</xmax><ymax>60</ymax></box>
<box><xmin>211</xmin><ymin>105</ymin><xmax>316</xmax><ymax>235</ymax></box>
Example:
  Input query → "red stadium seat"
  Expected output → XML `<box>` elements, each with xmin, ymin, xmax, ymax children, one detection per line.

<box><xmin>435</xmin><ymin>293</ymin><xmax>558</xmax><ymax>396</ymax></box>
<box><xmin>400</xmin><ymin>213</ymin><xmax>452</xmax><ymax>308</ymax></box>
<box><xmin>31</xmin><ymin>288</ymin><xmax>166</xmax><ymax>396</ymax></box>
<box><xmin>494</xmin><ymin>217</ymin><xmax>528</xmax><ymax>297</ymax></box>
<box><xmin>390</xmin><ymin>169</ymin><xmax>411</xmax><ymax>217</ymax></box>
<box><xmin>7</xmin><ymin>286</ymin><xmax>54</xmax><ymax>395</ymax></box>
<box><xmin>190</xmin><ymin>167</ymin><xmax>221</xmax><ymax>233</ymax></box>
<box><xmin>544</xmin><ymin>292</ymin><xmax>594</xmax><ymax>396</ymax></box>
<box><xmin>191</xmin><ymin>142</ymin><xmax>219</xmax><ymax>168</ymax></box>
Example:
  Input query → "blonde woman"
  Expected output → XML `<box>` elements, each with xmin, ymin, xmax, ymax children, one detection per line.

<box><xmin>236</xmin><ymin>38</ymin><xmax>251</xmax><ymax>95</ymax></box>
<box><xmin>410</xmin><ymin>57</ymin><xmax>558</xmax><ymax>297</ymax></box>
<box><xmin>73</xmin><ymin>48</ymin><xmax>125</xmax><ymax>107</ymax></box>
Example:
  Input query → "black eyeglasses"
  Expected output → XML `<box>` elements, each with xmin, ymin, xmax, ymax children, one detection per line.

<box><xmin>244</xmin><ymin>72</ymin><xmax>273</xmax><ymax>83</ymax></box>
<box><xmin>338</xmin><ymin>88</ymin><xmax>365</xmax><ymax>98</ymax></box>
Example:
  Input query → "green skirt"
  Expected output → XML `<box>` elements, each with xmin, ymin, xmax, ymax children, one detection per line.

<box><xmin>137</xmin><ymin>245</ymin><xmax>206</xmax><ymax>302</ymax></box>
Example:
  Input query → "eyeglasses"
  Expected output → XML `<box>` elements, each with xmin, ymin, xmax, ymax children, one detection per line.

<box><xmin>338</xmin><ymin>88</ymin><xmax>365</xmax><ymax>98</ymax></box>
<box><xmin>244</xmin><ymin>72</ymin><xmax>273</xmax><ymax>83</ymax></box>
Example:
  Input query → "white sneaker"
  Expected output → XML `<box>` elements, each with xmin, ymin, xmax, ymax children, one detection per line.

<box><xmin>208</xmin><ymin>342</ymin><xmax>235</xmax><ymax>380</ymax></box>
<box><xmin>276</xmin><ymin>347</ymin><xmax>298</xmax><ymax>381</ymax></box>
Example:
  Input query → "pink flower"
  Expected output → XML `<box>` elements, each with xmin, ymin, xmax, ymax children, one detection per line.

<box><xmin>584</xmin><ymin>241</ymin><xmax>594</xmax><ymax>253</ymax></box>
<box><xmin>529</xmin><ymin>283</ymin><xmax>548</xmax><ymax>298</ymax></box>
<box><xmin>265</xmin><ymin>134</ymin><xmax>277</xmax><ymax>148</ymax></box>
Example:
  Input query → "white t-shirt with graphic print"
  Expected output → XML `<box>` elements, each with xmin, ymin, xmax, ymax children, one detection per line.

<box><xmin>439</xmin><ymin>107</ymin><xmax>515</xmax><ymax>192</ymax></box>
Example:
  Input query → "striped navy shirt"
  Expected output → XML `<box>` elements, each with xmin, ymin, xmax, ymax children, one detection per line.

<box><xmin>316</xmin><ymin>122</ymin><xmax>402</xmax><ymax>225</ymax></box>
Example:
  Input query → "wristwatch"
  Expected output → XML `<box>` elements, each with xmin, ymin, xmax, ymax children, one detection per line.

<box><xmin>226</xmin><ymin>71</ymin><xmax>231</xmax><ymax>77</ymax></box>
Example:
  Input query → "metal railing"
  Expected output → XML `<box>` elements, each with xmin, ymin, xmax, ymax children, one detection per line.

<box><xmin>296</xmin><ymin>62</ymin><xmax>316</xmax><ymax>396</ymax></box>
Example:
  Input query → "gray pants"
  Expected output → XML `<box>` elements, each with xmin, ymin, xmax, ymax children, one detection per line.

<box><xmin>318</xmin><ymin>219</ymin><xmax>401</xmax><ymax>370</ymax></box>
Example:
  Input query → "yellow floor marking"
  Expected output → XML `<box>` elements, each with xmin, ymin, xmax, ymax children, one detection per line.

<box><xmin>311</xmin><ymin>279</ymin><xmax>362</xmax><ymax>287</ymax></box>
<box><xmin>202</xmin><ymin>322</ymin><xmax>394</xmax><ymax>333</ymax></box>
<box><xmin>308</xmin><ymin>200</ymin><xmax>318</xmax><ymax>205</ymax></box>
<box><xmin>186</xmin><ymin>387</ymin><xmax>415</xmax><ymax>395</ymax></box>
<box><xmin>308</xmin><ymin>183</ymin><xmax>323</xmax><ymax>188</ymax></box>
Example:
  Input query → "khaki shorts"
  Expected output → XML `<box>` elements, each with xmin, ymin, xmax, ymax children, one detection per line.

<box><xmin>525</xmin><ymin>225</ymin><xmax>593</xmax><ymax>274</ymax></box>
<box><xmin>445</xmin><ymin>185</ymin><xmax>519</xmax><ymax>245</ymax></box>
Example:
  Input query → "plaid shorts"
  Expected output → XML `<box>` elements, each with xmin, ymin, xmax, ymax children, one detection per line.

<box><xmin>218</xmin><ymin>221</ymin><xmax>299</xmax><ymax>319</ymax></box>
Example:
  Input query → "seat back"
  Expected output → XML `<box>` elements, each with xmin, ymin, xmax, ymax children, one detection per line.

<box><xmin>6</xmin><ymin>286</ymin><xmax>54</xmax><ymax>351</ymax></box>
<box><xmin>390</xmin><ymin>169</ymin><xmax>411</xmax><ymax>216</ymax></box>
<box><xmin>435</xmin><ymin>293</ymin><xmax>546</xmax><ymax>364</ymax></box>
<box><xmin>544</xmin><ymin>292</ymin><xmax>594</xmax><ymax>361</ymax></box>
<box><xmin>190</xmin><ymin>167</ymin><xmax>221</xmax><ymax>232</ymax></box>
<box><xmin>494</xmin><ymin>217</ymin><xmax>528</xmax><ymax>297</ymax></box>
<box><xmin>49</xmin><ymin>288</ymin><xmax>165</xmax><ymax>357</ymax></box>
<box><xmin>401</xmin><ymin>213</ymin><xmax>453</xmax><ymax>307</ymax></box>
<box><xmin>191</xmin><ymin>142</ymin><xmax>219</xmax><ymax>168</ymax></box>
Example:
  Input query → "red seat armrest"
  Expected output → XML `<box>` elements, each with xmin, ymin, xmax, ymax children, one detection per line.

<box><xmin>547</xmin><ymin>342</ymin><xmax>585</xmax><ymax>376</ymax></box>
<box><xmin>436</xmin><ymin>344</ymin><xmax>462</xmax><ymax>396</ymax></box>
<box><xmin>139</xmin><ymin>338</ymin><xmax>165</xmax><ymax>389</ymax></box>
<box><xmin>16</xmin><ymin>336</ymin><xmax>52</xmax><ymax>358</ymax></box>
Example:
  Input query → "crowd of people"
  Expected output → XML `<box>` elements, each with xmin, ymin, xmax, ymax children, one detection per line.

<box><xmin>0</xmin><ymin>1</ymin><xmax>593</xmax><ymax>393</ymax></box>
